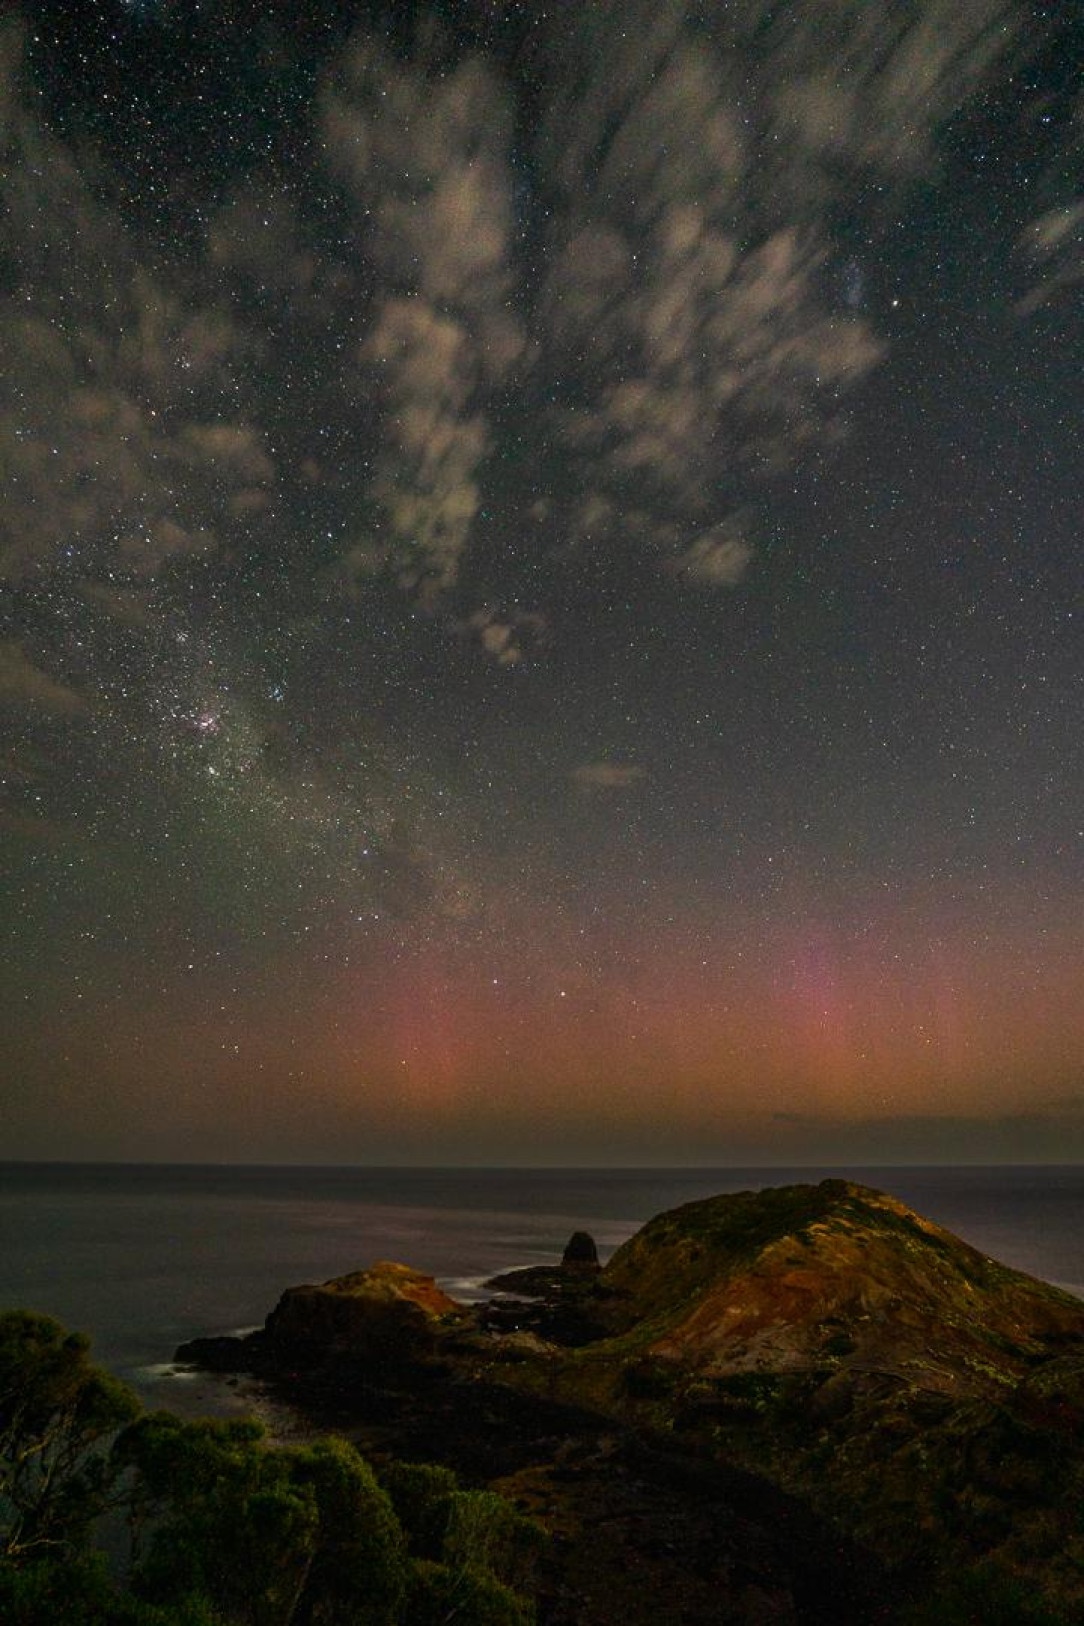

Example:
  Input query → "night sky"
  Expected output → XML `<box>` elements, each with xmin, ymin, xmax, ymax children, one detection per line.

<box><xmin>2</xmin><ymin>0</ymin><xmax>1082</xmax><ymax>1165</ymax></box>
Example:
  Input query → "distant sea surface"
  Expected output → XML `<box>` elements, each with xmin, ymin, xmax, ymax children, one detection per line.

<box><xmin>4</xmin><ymin>1163</ymin><xmax>1084</xmax><ymax>1417</ymax></box>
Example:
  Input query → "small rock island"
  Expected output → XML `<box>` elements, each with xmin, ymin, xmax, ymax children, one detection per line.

<box><xmin>176</xmin><ymin>1180</ymin><xmax>1084</xmax><ymax>1623</ymax></box>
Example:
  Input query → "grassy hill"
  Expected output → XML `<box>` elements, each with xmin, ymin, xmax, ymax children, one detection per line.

<box><xmin>487</xmin><ymin>1180</ymin><xmax>1084</xmax><ymax>1613</ymax></box>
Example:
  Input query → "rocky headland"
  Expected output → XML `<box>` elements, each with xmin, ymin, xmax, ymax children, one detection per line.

<box><xmin>175</xmin><ymin>1179</ymin><xmax>1084</xmax><ymax>1623</ymax></box>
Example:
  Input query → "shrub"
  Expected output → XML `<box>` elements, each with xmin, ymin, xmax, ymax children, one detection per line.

<box><xmin>404</xmin><ymin>1560</ymin><xmax>534</xmax><ymax>1626</ymax></box>
<box><xmin>118</xmin><ymin>1418</ymin><xmax>412</xmax><ymax>1626</ymax></box>
<box><xmin>378</xmin><ymin>1461</ymin><xmax>459</xmax><ymax>1559</ymax></box>
<box><xmin>290</xmin><ymin>1437</ymin><xmax>408</xmax><ymax>1626</ymax></box>
<box><xmin>0</xmin><ymin>1310</ymin><xmax>140</xmax><ymax>1560</ymax></box>
<box><xmin>1</xmin><ymin>1315</ymin><xmax>542</xmax><ymax>1626</ymax></box>
<box><xmin>441</xmin><ymin>1490</ymin><xmax>545</xmax><ymax>1594</ymax></box>
<box><xmin>0</xmin><ymin>1550</ymin><xmax>220</xmax><ymax>1624</ymax></box>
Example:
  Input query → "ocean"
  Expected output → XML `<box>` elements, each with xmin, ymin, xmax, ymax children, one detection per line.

<box><xmin>3</xmin><ymin>1162</ymin><xmax>1084</xmax><ymax>1418</ymax></box>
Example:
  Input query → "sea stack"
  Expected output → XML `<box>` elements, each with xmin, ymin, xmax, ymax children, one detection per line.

<box><xmin>561</xmin><ymin>1230</ymin><xmax>601</xmax><ymax>1274</ymax></box>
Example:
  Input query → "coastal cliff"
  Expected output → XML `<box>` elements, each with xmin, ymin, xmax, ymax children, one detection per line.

<box><xmin>522</xmin><ymin>1177</ymin><xmax>1084</xmax><ymax>1412</ymax></box>
<box><xmin>176</xmin><ymin>1180</ymin><xmax>1084</xmax><ymax>1622</ymax></box>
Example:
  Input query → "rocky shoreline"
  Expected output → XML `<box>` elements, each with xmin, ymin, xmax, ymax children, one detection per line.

<box><xmin>172</xmin><ymin>1179</ymin><xmax>1084</xmax><ymax>1623</ymax></box>
<box><xmin>176</xmin><ymin>1302</ymin><xmax>898</xmax><ymax>1622</ymax></box>
<box><xmin>175</xmin><ymin>1233</ymin><xmax>900</xmax><ymax>1621</ymax></box>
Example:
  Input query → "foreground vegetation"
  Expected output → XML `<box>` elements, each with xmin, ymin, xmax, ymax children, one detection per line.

<box><xmin>0</xmin><ymin>1310</ymin><xmax>543</xmax><ymax>1625</ymax></box>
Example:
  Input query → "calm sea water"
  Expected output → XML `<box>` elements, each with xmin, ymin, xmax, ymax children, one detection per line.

<box><xmin>3</xmin><ymin>1163</ymin><xmax>1084</xmax><ymax>1416</ymax></box>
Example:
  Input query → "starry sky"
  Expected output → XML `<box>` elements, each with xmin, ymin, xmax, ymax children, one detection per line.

<box><xmin>2</xmin><ymin>0</ymin><xmax>1082</xmax><ymax>1165</ymax></box>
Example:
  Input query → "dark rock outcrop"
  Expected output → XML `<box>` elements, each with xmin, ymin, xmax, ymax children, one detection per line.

<box><xmin>174</xmin><ymin>1332</ymin><xmax>259</xmax><ymax>1372</ymax></box>
<box><xmin>561</xmin><ymin>1231</ymin><xmax>600</xmax><ymax>1271</ymax></box>
<box><xmin>176</xmin><ymin>1260</ymin><xmax>465</xmax><ymax>1375</ymax></box>
<box><xmin>484</xmin><ymin>1230</ymin><xmax>601</xmax><ymax>1297</ymax></box>
<box><xmin>264</xmin><ymin>1260</ymin><xmax>464</xmax><ymax>1363</ymax></box>
<box><xmin>480</xmin><ymin>1231</ymin><xmax>606</xmax><ymax>1345</ymax></box>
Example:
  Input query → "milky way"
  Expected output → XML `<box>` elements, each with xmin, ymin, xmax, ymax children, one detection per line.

<box><xmin>2</xmin><ymin>1</ymin><xmax>1082</xmax><ymax>1163</ymax></box>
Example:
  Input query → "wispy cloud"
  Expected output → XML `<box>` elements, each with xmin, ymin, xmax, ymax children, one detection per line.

<box><xmin>667</xmin><ymin>523</ymin><xmax>755</xmax><ymax>589</ymax></box>
<box><xmin>1018</xmin><ymin>200</ymin><xmax>1084</xmax><ymax>314</ymax></box>
<box><xmin>533</xmin><ymin>0</ymin><xmax>1020</xmax><ymax>588</ymax></box>
<box><xmin>0</xmin><ymin>2</ymin><xmax>1031</xmax><ymax>646</ymax></box>
<box><xmin>321</xmin><ymin>42</ymin><xmax>523</xmax><ymax>606</ymax></box>
<box><xmin>462</xmin><ymin>608</ymin><xmax>548</xmax><ymax>667</ymax></box>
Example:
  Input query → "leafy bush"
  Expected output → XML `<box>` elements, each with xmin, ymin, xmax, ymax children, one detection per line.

<box><xmin>0</xmin><ymin>1550</ymin><xmax>220</xmax><ymax>1624</ymax></box>
<box><xmin>404</xmin><ymin>1560</ymin><xmax>534</xmax><ymax>1626</ymax></box>
<box><xmin>116</xmin><ymin>1414</ymin><xmax>320</xmax><ymax>1626</ymax></box>
<box><xmin>117</xmin><ymin>1416</ymin><xmax>411</xmax><ymax>1626</ymax></box>
<box><xmin>0</xmin><ymin>1312</ymin><xmax>541</xmax><ymax>1626</ymax></box>
<box><xmin>289</xmin><ymin>1437</ymin><xmax>408</xmax><ymax>1626</ymax></box>
<box><xmin>441</xmin><ymin>1490</ymin><xmax>545</xmax><ymax>1594</ymax></box>
<box><xmin>0</xmin><ymin>1309</ymin><xmax>140</xmax><ymax>1559</ymax></box>
<box><xmin>379</xmin><ymin>1460</ymin><xmax>545</xmax><ymax>1594</ymax></box>
<box><xmin>378</xmin><ymin>1461</ymin><xmax>459</xmax><ymax>1559</ymax></box>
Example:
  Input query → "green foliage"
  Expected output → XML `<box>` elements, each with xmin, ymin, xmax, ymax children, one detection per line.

<box><xmin>379</xmin><ymin>1461</ymin><xmax>545</xmax><ymax>1596</ymax></box>
<box><xmin>115</xmin><ymin>1412</ymin><xmax>311</xmax><ymax>1624</ymax></box>
<box><xmin>117</xmin><ymin>1416</ymin><xmax>409</xmax><ymax>1626</ymax></box>
<box><xmin>289</xmin><ymin>1437</ymin><xmax>408</xmax><ymax>1626</ymax></box>
<box><xmin>440</xmin><ymin>1490</ymin><xmax>545</xmax><ymax>1595</ymax></box>
<box><xmin>113</xmin><ymin>1417</ymin><xmax>542</xmax><ymax>1626</ymax></box>
<box><xmin>404</xmin><ymin>1560</ymin><xmax>534</xmax><ymax>1626</ymax></box>
<box><xmin>0</xmin><ymin>1309</ymin><xmax>140</xmax><ymax>1559</ymax></box>
<box><xmin>0</xmin><ymin>1550</ymin><xmax>221</xmax><ymax>1624</ymax></box>
<box><xmin>0</xmin><ymin>1314</ymin><xmax>540</xmax><ymax>1626</ymax></box>
<box><xmin>378</xmin><ymin>1461</ymin><xmax>459</xmax><ymax>1559</ymax></box>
